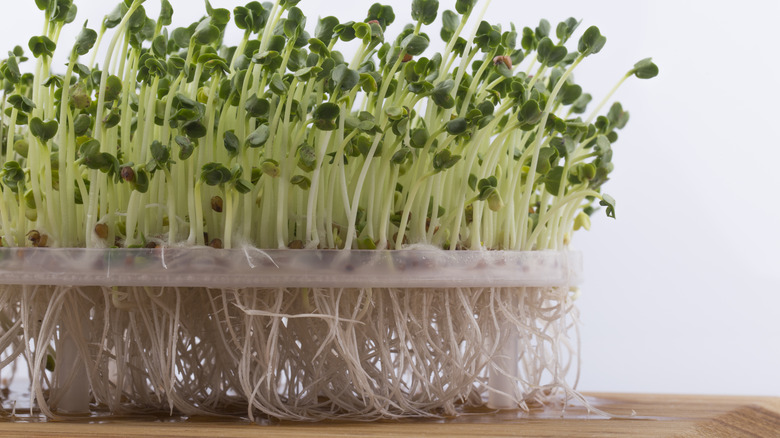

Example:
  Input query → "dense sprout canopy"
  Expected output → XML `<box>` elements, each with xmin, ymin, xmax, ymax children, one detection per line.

<box><xmin>0</xmin><ymin>0</ymin><xmax>657</xmax><ymax>250</ymax></box>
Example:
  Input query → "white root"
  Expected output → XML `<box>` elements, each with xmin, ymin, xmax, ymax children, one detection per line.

<box><xmin>0</xmin><ymin>285</ymin><xmax>583</xmax><ymax>420</ymax></box>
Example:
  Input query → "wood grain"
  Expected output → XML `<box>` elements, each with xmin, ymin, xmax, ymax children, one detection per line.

<box><xmin>1</xmin><ymin>393</ymin><xmax>778</xmax><ymax>437</ymax></box>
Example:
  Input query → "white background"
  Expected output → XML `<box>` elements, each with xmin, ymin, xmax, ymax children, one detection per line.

<box><xmin>1</xmin><ymin>0</ymin><xmax>778</xmax><ymax>397</ymax></box>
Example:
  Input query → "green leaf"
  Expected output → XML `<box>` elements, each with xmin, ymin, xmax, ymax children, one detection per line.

<box><xmin>150</xmin><ymin>140</ymin><xmax>171</xmax><ymax>166</ymax></box>
<box><xmin>536</xmin><ymin>19</ymin><xmax>551</xmax><ymax>39</ymax></box>
<box><xmin>246</xmin><ymin>124</ymin><xmax>270</xmax><ymax>147</ymax></box>
<box><xmin>560</xmin><ymin>82</ymin><xmax>582</xmax><ymax>105</ymax></box>
<box><xmin>234</xmin><ymin>178</ymin><xmax>253</xmax><ymax>194</ymax></box>
<box><xmin>1</xmin><ymin>161</ymin><xmax>25</xmax><ymax>192</ymax></box>
<box><xmin>104</xmin><ymin>75</ymin><xmax>123</xmax><ymax>101</ymax></box>
<box><xmin>308</xmin><ymin>37</ymin><xmax>329</xmax><ymax>57</ymax></box>
<box><xmin>391</xmin><ymin>147</ymin><xmax>412</xmax><ymax>164</ymax></box>
<box><xmin>455</xmin><ymin>0</ymin><xmax>476</xmax><ymax>14</ymax></box>
<box><xmin>578</xmin><ymin>26</ymin><xmax>607</xmax><ymax>55</ymax></box>
<box><xmin>402</xmin><ymin>34</ymin><xmax>429</xmax><ymax>56</ymax></box>
<box><xmin>313</xmin><ymin>102</ymin><xmax>340</xmax><ymax>120</ymax></box>
<box><xmin>536</xmin><ymin>147</ymin><xmax>559</xmax><ymax>174</ymax></box>
<box><xmin>410</xmin><ymin>127</ymin><xmax>429</xmax><ymax>148</ymax></box>
<box><xmin>28</xmin><ymin>35</ymin><xmax>57</xmax><ymax>58</ymax></box>
<box><xmin>313</xmin><ymin>102</ymin><xmax>340</xmax><ymax>130</ymax></box>
<box><xmin>431</xmin><ymin>78</ymin><xmax>455</xmax><ymax>108</ymax></box>
<box><xmin>171</xmin><ymin>27</ymin><xmax>193</xmax><ymax>48</ymax></box>
<box><xmin>297</xmin><ymin>144</ymin><xmax>317</xmax><ymax>172</ymax></box>
<box><xmin>85</xmin><ymin>152</ymin><xmax>119</xmax><ymax>175</ymax></box>
<box><xmin>432</xmin><ymin>149</ymin><xmax>461</xmax><ymax>171</ymax></box>
<box><xmin>223</xmin><ymin>130</ymin><xmax>239</xmax><ymax>156</ymax></box>
<box><xmin>600</xmin><ymin>194</ymin><xmax>616</xmax><ymax>218</ymax></box>
<box><xmin>290</xmin><ymin>174</ymin><xmax>311</xmax><ymax>190</ymax></box>
<box><xmin>366</xmin><ymin>3</ymin><xmax>396</xmax><ymax>30</ymax></box>
<box><xmin>73</xmin><ymin>114</ymin><xmax>91</xmax><ymax>136</ymax></box>
<box><xmin>543</xmin><ymin>166</ymin><xmax>564</xmax><ymax>195</ymax></box>
<box><xmin>269</xmin><ymin>73</ymin><xmax>288</xmax><ymax>95</ymax></box>
<box><xmin>331</xmin><ymin>64</ymin><xmax>360</xmax><ymax>91</ymax></box>
<box><xmin>536</xmin><ymin>37</ymin><xmax>567</xmax><ymax>66</ymax></box>
<box><xmin>572</xmin><ymin>93</ymin><xmax>592</xmax><ymax>114</ymax></box>
<box><xmin>440</xmin><ymin>9</ymin><xmax>459</xmax><ymax>42</ymax></box>
<box><xmin>517</xmin><ymin>100</ymin><xmax>542</xmax><ymax>129</ymax></box>
<box><xmin>74</xmin><ymin>23</ymin><xmax>98</xmax><ymax>56</ymax></box>
<box><xmin>632</xmin><ymin>57</ymin><xmax>659</xmax><ymax>79</ymax></box>
<box><xmin>30</xmin><ymin>117</ymin><xmax>59</xmax><ymax>142</ymax></box>
<box><xmin>133</xmin><ymin>168</ymin><xmax>150</xmax><ymax>193</ymax></box>
<box><xmin>315</xmin><ymin>16</ymin><xmax>339</xmax><ymax>45</ymax></box>
<box><xmin>245</xmin><ymin>94</ymin><xmax>270</xmax><ymax>117</ymax></box>
<box><xmin>159</xmin><ymin>0</ymin><xmax>174</xmax><ymax>26</ymax></box>
<box><xmin>194</xmin><ymin>18</ymin><xmax>220</xmax><ymax>45</ymax></box>
<box><xmin>259</xmin><ymin>159</ymin><xmax>280</xmax><ymax>177</ymax></box>
<box><xmin>446</xmin><ymin>117</ymin><xmax>468</xmax><ymax>135</ymax></box>
<box><xmin>384</xmin><ymin>106</ymin><xmax>406</xmax><ymax>120</ymax></box>
<box><xmin>183</xmin><ymin>121</ymin><xmax>207</xmax><ymax>139</ymax></box>
<box><xmin>411</xmin><ymin>0</ymin><xmax>439</xmax><ymax>25</ymax></box>
<box><xmin>152</xmin><ymin>34</ymin><xmax>167</xmax><ymax>58</ymax></box>
<box><xmin>175</xmin><ymin>135</ymin><xmax>195</xmax><ymax>160</ymax></box>
<box><xmin>8</xmin><ymin>94</ymin><xmax>36</xmax><ymax>113</ymax></box>
<box><xmin>201</xmin><ymin>162</ymin><xmax>232</xmax><ymax>186</ymax></box>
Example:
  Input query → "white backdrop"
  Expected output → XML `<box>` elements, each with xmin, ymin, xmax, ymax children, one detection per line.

<box><xmin>1</xmin><ymin>0</ymin><xmax>777</xmax><ymax>396</ymax></box>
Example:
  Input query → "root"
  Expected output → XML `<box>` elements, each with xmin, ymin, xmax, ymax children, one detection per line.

<box><xmin>0</xmin><ymin>284</ymin><xmax>583</xmax><ymax>420</ymax></box>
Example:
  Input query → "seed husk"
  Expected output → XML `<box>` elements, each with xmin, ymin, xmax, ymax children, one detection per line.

<box><xmin>211</xmin><ymin>196</ymin><xmax>224</xmax><ymax>213</ymax></box>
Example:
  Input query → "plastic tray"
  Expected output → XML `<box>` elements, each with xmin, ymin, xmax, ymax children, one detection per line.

<box><xmin>0</xmin><ymin>248</ymin><xmax>582</xmax><ymax>288</ymax></box>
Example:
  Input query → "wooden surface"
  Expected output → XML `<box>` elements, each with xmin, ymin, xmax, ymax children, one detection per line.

<box><xmin>1</xmin><ymin>393</ymin><xmax>778</xmax><ymax>437</ymax></box>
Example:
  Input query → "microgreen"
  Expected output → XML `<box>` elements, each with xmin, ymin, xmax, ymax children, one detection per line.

<box><xmin>0</xmin><ymin>0</ymin><xmax>655</xmax><ymax>250</ymax></box>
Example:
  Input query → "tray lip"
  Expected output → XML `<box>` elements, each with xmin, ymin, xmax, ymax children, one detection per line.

<box><xmin>0</xmin><ymin>247</ymin><xmax>582</xmax><ymax>288</ymax></box>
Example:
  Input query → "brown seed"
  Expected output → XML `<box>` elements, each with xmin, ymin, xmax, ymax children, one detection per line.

<box><xmin>493</xmin><ymin>55</ymin><xmax>512</xmax><ymax>70</ymax></box>
<box><xmin>145</xmin><ymin>241</ymin><xmax>159</xmax><ymax>249</ymax></box>
<box><xmin>208</xmin><ymin>238</ymin><xmax>223</xmax><ymax>249</ymax></box>
<box><xmin>368</xmin><ymin>19</ymin><xmax>380</xmax><ymax>25</ymax></box>
<box><xmin>402</xmin><ymin>54</ymin><xmax>413</xmax><ymax>62</ymax></box>
<box><xmin>211</xmin><ymin>196</ymin><xmax>224</xmax><ymax>213</ymax></box>
<box><xmin>94</xmin><ymin>223</ymin><xmax>109</xmax><ymax>239</ymax></box>
<box><xmin>26</xmin><ymin>230</ymin><xmax>41</xmax><ymax>246</ymax></box>
<box><xmin>120</xmin><ymin>166</ymin><xmax>135</xmax><ymax>182</ymax></box>
<box><xmin>26</xmin><ymin>230</ymin><xmax>48</xmax><ymax>248</ymax></box>
<box><xmin>288</xmin><ymin>240</ymin><xmax>304</xmax><ymax>249</ymax></box>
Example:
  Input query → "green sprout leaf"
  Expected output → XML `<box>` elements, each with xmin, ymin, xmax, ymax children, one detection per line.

<box><xmin>432</xmin><ymin>149</ymin><xmax>461</xmax><ymax>171</ymax></box>
<box><xmin>331</xmin><ymin>64</ymin><xmax>360</xmax><ymax>92</ymax></box>
<box><xmin>517</xmin><ymin>100</ymin><xmax>542</xmax><ymax>130</ymax></box>
<box><xmin>578</xmin><ymin>26</ymin><xmax>607</xmax><ymax>55</ymax></box>
<box><xmin>313</xmin><ymin>102</ymin><xmax>340</xmax><ymax>131</ymax></box>
<box><xmin>402</xmin><ymin>34</ymin><xmax>429</xmax><ymax>56</ymax></box>
<box><xmin>536</xmin><ymin>37</ymin><xmax>567</xmax><ymax>66</ymax></box>
<box><xmin>411</xmin><ymin>0</ymin><xmax>439</xmax><ymax>25</ymax></box>
<box><xmin>8</xmin><ymin>94</ymin><xmax>36</xmax><ymax>113</ymax></box>
<box><xmin>28</xmin><ymin>35</ymin><xmax>57</xmax><ymax>58</ymax></box>
<box><xmin>29</xmin><ymin>117</ymin><xmax>59</xmax><ymax>143</ymax></box>
<box><xmin>201</xmin><ymin>162</ymin><xmax>232</xmax><ymax>186</ymax></box>
<box><xmin>74</xmin><ymin>22</ymin><xmax>97</xmax><ymax>56</ymax></box>
<box><xmin>446</xmin><ymin>117</ymin><xmax>468</xmax><ymax>135</ymax></box>
<box><xmin>290</xmin><ymin>174</ymin><xmax>311</xmax><ymax>190</ymax></box>
<box><xmin>259</xmin><ymin>159</ymin><xmax>280</xmax><ymax>177</ymax></box>
<box><xmin>246</xmin><ymin>124</ymin><xmax>270</xmax><ymax>147</ymax></box>
<box><xmin>297</xmin><ymin>144</ymin><xmax>317</xmax><ymax>172</ymax></box>
<box><xmin>223</xmin><ymin>130</ymin><xmax>239</xmax><ymax>157</ymax></box>
<box><xmin>1</xmin><ymin>161</ymin><xmax>25</xmax><ymax>192</ymax></box>
<box><xmin>600</xmin><ymin>194</ymin><xmax>616</xmax><ymax>218</ymax></box>
<box><xmin>175</xmin><ymin>135</ymin><xmax>195</xmax><ymax>160</ymax></box>
<box><xmin>631</xmin><ymin>57</ymin><xmax>659</xmax><ymax>79</ymax></box>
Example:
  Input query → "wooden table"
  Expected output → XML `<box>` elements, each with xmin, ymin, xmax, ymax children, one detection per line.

<box><xmin>1</xmin><ymin>393</ymin><xmax>778</xmax><ymax>437</ymax></box>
